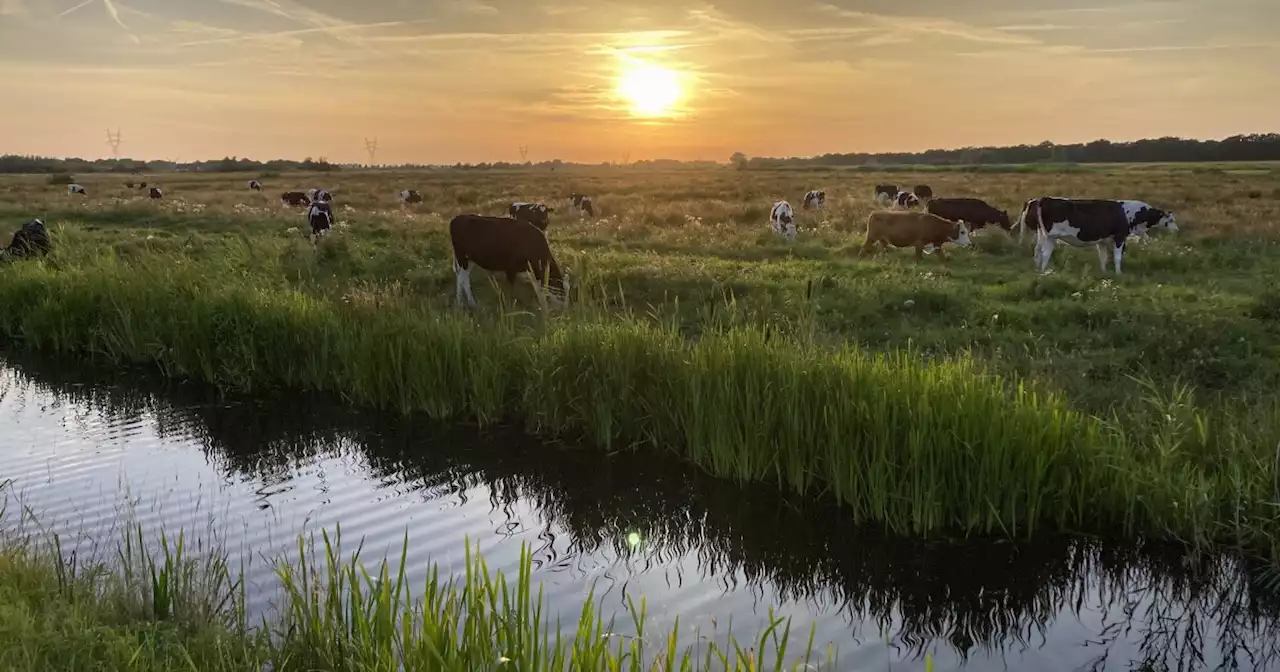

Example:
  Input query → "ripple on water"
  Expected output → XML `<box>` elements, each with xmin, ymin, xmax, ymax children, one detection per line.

<box><xmin>2</xmin><ymin>356</ymin><xmax>1279</xmax><ymax>671</ymax></box>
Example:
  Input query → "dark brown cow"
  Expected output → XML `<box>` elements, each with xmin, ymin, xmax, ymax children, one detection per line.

<box><xmin>148</xmin><ymin>187</ymin><xmax>163</xmax><ymax>199</ymax></box>
<box><xmin>861</xmin><ymin>211</ymin><xmax>972</xmax><ymax>260</ymax></box>
<box><xmin>913</xmin><ymin>184</ymin><xmax>933</xmax><ymax>200</ymax></box>
<box><xmin>926</xmin><ymin>197</ymin><xmax>1012</xmax><ymax>231</ymax></box>
<box><xmin>450</xmin><ymin>214</ymin><xmax>568</xmax><ymax>306</ymax></box>
<box><xmin>874</xmin><ymin>184</ymin><xmax>897</xmax><ymax>206</ymax></box>
<box><xmin>281</xmin><ymin>191</ymin><xmax>310</xmax><ymax>207</ymax></box>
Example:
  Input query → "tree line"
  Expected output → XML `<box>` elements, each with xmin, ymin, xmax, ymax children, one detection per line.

<box><xmin>3</xmin><ymin>133</ymin><xmax>1279</xmax><ymax>174</ymax></box>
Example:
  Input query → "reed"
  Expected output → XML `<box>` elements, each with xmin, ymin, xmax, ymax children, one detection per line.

<box><xmin>0</xmin><ymin>257</ymin><xmax>1274</xmax><ymax>551</ymax></box>
<box><xmin>0</xmin><ymin>496</ymin><xmax>830</xmax><ymax>671</ymax></box>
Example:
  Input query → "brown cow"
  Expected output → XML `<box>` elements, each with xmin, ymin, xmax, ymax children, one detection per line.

<box><xmin>861</xmin><ymin>211</ymin><xmax>972</xmax><ymax>260</ymax></box>
<box><xmin>450</xmin><ymin>214</ymin><xmax>569</xmax><ymax>306</ymax></box>
<box><xmin>912</xmin><ymin>184</ymin><xmax>934</xmax><ymax>200</ymax></box>
<box><xmin>926</xmin><ymin>197</ymin><xmax>1012</xmax><ymax>232</ymax></box>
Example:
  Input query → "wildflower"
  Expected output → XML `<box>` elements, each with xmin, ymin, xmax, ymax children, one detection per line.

<box><xmin>1071</xmin><ymin>291</ymin><xmax>1083</xmax><ymax>299</ymax></box>
<box><xmin>904</xmin><ymin>299</ymin><xmax>915</xmax><ymax>308</ymax></box>
<box><xmin>498</xmin><ymin>656</ymin><xmax>511</xmax><ymax>664</ymax></box>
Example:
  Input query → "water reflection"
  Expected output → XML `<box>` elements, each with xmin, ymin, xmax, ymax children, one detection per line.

<box><xmin>2</xmin><ymin>352</ymin><xmax>1279</xmax><ymax>671</ymax></box>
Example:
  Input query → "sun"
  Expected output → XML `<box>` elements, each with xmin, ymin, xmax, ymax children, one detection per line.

<box><xmin>616</xmin><ymin>63</ymin><xmax>682</xmax><ymax>118</ymax></box>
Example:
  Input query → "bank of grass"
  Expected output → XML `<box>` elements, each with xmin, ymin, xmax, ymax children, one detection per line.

<box><xmin>0</xmin><ymin>492</ymin><xmax>827</xmax><ymax>670</ymax></box>
<box><xmin>0</xmin><ymin>256</ymin><xmax>1276</xmax><ymax>555</ymax></box>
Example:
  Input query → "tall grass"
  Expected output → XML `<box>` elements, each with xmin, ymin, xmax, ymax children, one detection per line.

<box><xmin>0</xmin><ymin>258</ymin><xmax>1275</xmax><ymax>552</ymax></box>
<box><xmin>0</xmin><ymin>492</ymin><xmax>831</xmax><ymax>671</ymax></box>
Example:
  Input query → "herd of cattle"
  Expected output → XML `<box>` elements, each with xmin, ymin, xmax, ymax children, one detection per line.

<box><xmin>21</xmin><ymin>177</ymin><xmax>1180</xmax><ymax>305</ymax></box>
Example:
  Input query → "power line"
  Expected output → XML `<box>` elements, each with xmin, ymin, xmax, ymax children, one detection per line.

<box><xmin>518</xmin><ymin>144</ymin><xmax>529</xmax><ymax>162</ymax></box>
<box><xmin>364</xmin><ymin>137</ymin><xmax>379</xmax><ymax>165</ymax></box>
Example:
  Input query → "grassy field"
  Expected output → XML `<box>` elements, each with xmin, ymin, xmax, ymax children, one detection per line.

<box><xmin>2</xmin><ymin>165</ymin><xmax>1280</xmax><ymax>552</ymax></box>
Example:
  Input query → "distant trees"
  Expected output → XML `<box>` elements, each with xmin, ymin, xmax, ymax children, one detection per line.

<box><xmin>3</xmin><ymin>133</ymin><xmax>1280</xmax><ymax>174</ymax></box>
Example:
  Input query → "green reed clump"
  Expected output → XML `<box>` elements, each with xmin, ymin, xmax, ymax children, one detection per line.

<box><xmin>0</xmin><ymin>259</ymin><xmax>1274</xmax><ymax>548</ymax></box>
<box><xmin>0</xmin><ymin>497</ymin><xmax>830</xmax><ymax>671</ymax></box>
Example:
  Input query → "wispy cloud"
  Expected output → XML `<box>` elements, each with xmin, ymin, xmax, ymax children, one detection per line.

<box><xmin>173</xmin><ymin>20</ymin><xmax>417</xmax><ymax>47</ymax></box>
<box><xmin>56</xmin><ymin>0</ymin><xmax>94</xmax><ymax>17</ymax></box>
<box><xmin>0</xmin><ymin>0</ymin><xmax>24</xmax><ymax>16</ymax></box>
<box><xmin>100</xmin><ymin>0</ymin><xmax>140</xmax><ymax>43</ymax></box>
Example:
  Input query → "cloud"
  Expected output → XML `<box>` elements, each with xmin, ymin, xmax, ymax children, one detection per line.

<box><xmin>0</xmin><ymin>0</ymin><xmax>23</xmax><ymax>15</ymax></box>
<box><xmin>100</xmin><ymin>0</ymin><xmax>140</xmax><ymax>43</ymax></box>
<box><xmin>56</xmin><ymin>0</ymin><xmax>94</xmax><ymax>17</ymax></box>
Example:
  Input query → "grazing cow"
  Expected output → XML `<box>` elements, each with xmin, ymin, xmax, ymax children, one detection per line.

<box><xmin>1017</xmin><ymin>197</ymin><xmax>1177</xmax><ymax>274</ymax></box>
<box><xmin>893</xmin><ymin>190</ymin><xmax>920</xmax><ymax>210</ymax></box>
<box><xmin>281</xmin><ymin>191</ymin><xmax>310</xmax><ymax>207</ymax></box>
<box><xmin>913</xmin><ymin>185</ymin><xmax>933</xmax><ymax>201</ymax></box>
<box><xmin>861</xmin><ymin>211</ymin><xmax>972</xmax><ymax>260</ymax></box>
<box><xmin>569</xmin><ymin>193</ymin><xmax>595</xmax><ymax>218</ymax></box>
<box><xmin>449</xmin><ymin>214</ymin><xmax>569</xmax><ymax>306</ymax></box>
<box><xmin>874</xmin><ymin>184</ymin><xmax>897</xmax><ymax>207</ymax></box>
<box><xmin>148</xmin><ymin>187</ymin><xmax>163</xmax><ymax>199</ymax></box>
<box><xmin>926</xmin><ymin>197</ymin><xmax>1013</xmax><ymax>232</ymax></box>
<box><xmin>509</xmin><ymin>202</ymin><xmax>554</xmax><ymax>231</ymax></box>
<box><xmin>138</xmin><ymin>182</ymin><xmax>147</xmax><ymax>190</ymax></box>
<box><xmin>802</xmin><ymin>190</ymin><xmax>826</xmax><ymax>210</ymax></box>
<box><xmin>399</xmin><ymin>189</ymin><xmax>424</xmax><ymax>204</ymax></box>
<box><xmin>307</xmin><ymin>201</ymin><xmax>334</xmax><ymax>240</ymax></box>
<box><xmin>5</xmin><ymin>219</ymin><xmax>52</xmax><ymax>258</ymax></box>
<box><xmin>770</xmin><ymin>200</ymin><xmax>796</xmax><ymax>242</ymax></box>
<box><xmin>68</xmin><ymin>184</ymin><xmax>86</xmax><ymax>196</ymax></box>
<box><xmin>248</xmin><ymin>180</ymin><xmax>263</xmax><ymax>191</ymax></box>
<box><xmin>313</xmin><ymin>189</ymin><xmax>333</xmax><ymax>203</ymax></box>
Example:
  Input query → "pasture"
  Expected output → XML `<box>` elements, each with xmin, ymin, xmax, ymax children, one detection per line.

<box><xmin>2</xmin><ymin>164</ymin><xmax>1280</xmax><ymax>549</ymax></box>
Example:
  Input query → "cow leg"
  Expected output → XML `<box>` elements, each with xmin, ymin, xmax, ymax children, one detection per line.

<box><xmin>1035</xmin><ymin>236</ymin><xmax>1053</xmax><ymax>272</ymax></box>
<box><xmin>1113</xmin><ymin>239</ymin><xmax>1125</xmax><ymax>275</ymax></box>
<box><xmin>1096</xmin><ymin>243</ymin><xmax>1109</xmax><ymax>272</ymax></box>
<box><xmin>454</xmin><ymin>257</ymin><xmax>476</xmax><ymax>306</ymax></box>
<box><xmin>915</xmin><ymin>245</ymin><xmax>925</xmax><ymax>260</ymax></box>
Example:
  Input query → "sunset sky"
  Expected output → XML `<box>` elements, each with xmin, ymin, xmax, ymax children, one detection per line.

<box><xmin>1</xmin><ymin>0</ymin><xmax>1277</xmax><ymax>164</ymax></box>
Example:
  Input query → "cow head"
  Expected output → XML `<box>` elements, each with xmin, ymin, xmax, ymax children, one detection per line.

<box><xmin>951</xmin><ymin>222</ymin><xmax>972</xmax><ymax>247</ymax></box>
<box><xmin>996</xmin><ymin>210</ymin><xmax>1013</xmax><ymax>231</ymax></box>
<box><xmin>1156</xmin><ymin>210</ymin><xmax>1178</xmax><ymax>232</ymax></box>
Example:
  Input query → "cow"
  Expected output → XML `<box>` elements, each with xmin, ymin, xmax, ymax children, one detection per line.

<box><xmin>874</xmin><ymin>184</ymin><xmax>897</xmax><ymax>207</ymax></box>
<box><xmin>802</xmin><ymin>190</ymin><xmax>826</xmax><ymax>210</ymax></box>
<box><xmin>449</xmin><ymin>214</ymin><xmax>569</xmax><ymax>307</ymax></box>
<box><xmin>913</xmin><ymin>185</ymin><xmax>934</xmax><ymax>201</ymax></box>
<box><xmin>925</xmin><ymin>197</ymin><xmax>1013</xmax><ymax>232</ymax></box>
<box><xmin>1016</xmin><ymin>197</ymin><xmax>1178</xmax><ymax>274</ymax></box>
<box><xmin>281</xmin><ymin>191</ymin><xmax>310</xmax><ymax>207</ymax></box>
<box><xmin>4</xmin><ymin>219</ymin><xmax>52</xmax><ymax>258</ymax></box>
<box><xmin>307</xmin><ymin>201</ymin><xmax>334</xmax><ymax>240</ymax></box>
<box><xmin>138</xmin><ymin>182</ymin><xmax>147</xmax><ymax>190</ymax></box>
<box><xmin>67</xmin><ymin>184</ymin><xmax>86</xmax><ymax>196</ymax></box>
<box><xmin>893</xmin><ymin>190</ymin><xmax>920</xmax><ymax>210</ymax></box>
<box><xmin>148</xmin><ymin>187</ymin><xmax>163</xmax><ymax>199</ymax></box>
<box><xmin>124</xmin><ymin>181</ymin><xmax>135</xmax><ymax>189</ymax></box>
<box><xmin>248</xmin><ymin>180</ymin><xmax>263</xmax><ymax>191</ymax></box>
<box><xmin>569</xmin><ymin>193</ymin><xmax>596</xmax><ymax>218</ymax></box>
<box><xmin>509</xmin><ymin>202</ymin><xmax>554</xmax><ymax>231</ymax></box>
<box><xmin>861</xmin><ymin>211</ymin><xmax>972</xmax><ymax>260</ymax></box>
<box><xmin>313</xmin><ymin>189</ymin><xmax>333</xmax><ymax>203</ymax></box>
<box><xmin>770</xmin><ymin>200</ymin><xmax>796</xmax><ymax>242</ymax></box>
<box><xmin>399</xmin><ymin>189</ymin><xmax>424</xmax><ymax>204</ymax></box>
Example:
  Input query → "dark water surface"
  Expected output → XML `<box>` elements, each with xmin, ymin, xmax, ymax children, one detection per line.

<box><xmin>2</xmin><ymin>354</ymin><xmax>1279</xmax><ymax>671</ymax></box>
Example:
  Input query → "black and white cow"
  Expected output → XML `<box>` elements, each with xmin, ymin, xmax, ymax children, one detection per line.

<box><xmin>5</xmin><ymin>219</ymin><xmax>52</xmax><ymax>258</ymax></box>
<box><xmin>1017</xmin><ymin>197</ymin><xmax>1178</xmax><ymax>274</ymax></box>
<box><xmin>148</xmin><ymin>187</ymin><xmax>163</xmax><ymax>199</ymax></box>
<box><xmin>569</xmin><ymin>193</ymin><xmax>595</xmax><ymax>218</ymax></box>
<box><xmin>399</xmin><ymin>189</ymin><xmax>424</xmax><ymax>204</ymax></box>
<box><xmin>802</xmin><ymin>190</ymin><xmax>825</xmax><ymax>210</ymax></box>
<box><xmin>893</xmin><ymin>190</ymin><xmax>920</xmax><ymax>210</ymax></box>
<box><xmin>67</xmin><ymin>184</ymin><xmax>86</xmax><ymax>196</ymax></box>
<box><xmin>312</xmin><ymin>189</ymin><xmax>333</xmax><ymax>203</ymax></box>
<box><xmin>307</xmin><ymin>201</ymin><xmax>334</xmax><ymax>240</ymax></box>
<box><xmin>248</xmin><ymin>180</ymin><xmax>263</xmax><ymax>191</ymax></box>
<box><xmin>509</xmin><ymin>202</ymin><xmax>554</xmax><ymax>231</ymax></box>
<box><xmin>770</xmin><ymin>200</ymin><xmax>796</xmax><ymax>242</ymax></box>
<box><xmin>874</xmin><ymin>184</ymin><xmax>897</xmax><ymax>207</ymax></box>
